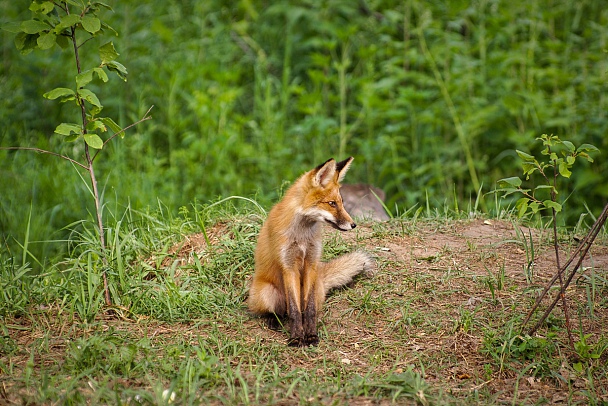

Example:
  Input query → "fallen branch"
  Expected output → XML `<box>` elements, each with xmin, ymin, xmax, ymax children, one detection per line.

<box><xmin>522</xmin><ymin>202</ymin><xmax>608</xmax><ymax>336</ymax></box>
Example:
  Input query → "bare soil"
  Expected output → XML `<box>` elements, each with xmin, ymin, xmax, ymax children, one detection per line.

<box><xmin>239</xmin><ymin>218</ymin><xmax>608</xmax><ymax>404</ymax></box>
<box><xmin>2</xmin><ymin>218</ymin><xmax>607</xmax><ymax>404</ymax></box>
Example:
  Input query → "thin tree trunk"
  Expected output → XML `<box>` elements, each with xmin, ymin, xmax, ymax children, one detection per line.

<box><xmin>69</xmin><ymin>17</ymin><xmax>112</xmax><ymax>306</ymax></box>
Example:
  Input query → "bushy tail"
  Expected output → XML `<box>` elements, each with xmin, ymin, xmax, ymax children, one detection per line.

<box><xmin>321</xmin><ymin>251</ymin><xmax>375</xmax><ymax>291</ymax></box>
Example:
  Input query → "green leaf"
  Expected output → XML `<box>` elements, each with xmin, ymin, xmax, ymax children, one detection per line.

<box><xmin>78</xmin><ymin>89</ymin><xmax>102</xmax><ymax>109</ymax></box>
<box><xmin>534</xmin><ymin>185</ymin><xmax>556</xmax><ymax>193</ymax></box>
<box><xmin>37</xmin><ymin>31</ymin><xmax>56</xmax><ymax>50</ymax></box>
<box><xmin>578</xmin><ymin>152</ymin><xmax>594</xmax><ymax>163</ymax></box>
<box><xmin>497</xmin><ymin>188</ymin><xmax>519</xmax><ymax>197</ymax></box>
<box><xmin>76</xmin><ymin>70</ymin><xmax>94</xmax><ymax>89</ymax></box>
<box><xmin>566</xmin><ymin>155</ymin><xmax>575</xmax><ymax>165</ymax></box>
<box><xmin>93</xmin><ymin>2</ymin><xmax>114</xmax><ymax>11</ymax></box>
<box><xmin>99</xmin><ymin>41</ymin><xmax>119</xmax><ymax>63</ymax></box>
<box><xmin>15</xmin><ymin>33</ymin><xmax>38</xmax><ymax>54</ymax></box>
<box><xmin>84</xmin><ymin>133</ymin><xmax>103</xmax><ymax>149</ymax></box>
<box><xmin>14</xmin><ymin>32</ymin><xmax>27</xmax><ymax>49</ymax></box>
<box><xmin>516</xmin><ymin>150</ymin><xmax>535</xmax><ymax>161</ymax></box>
<box><xmin>558</xmin><ymin>161</ymin><xmax>572</xmax><ymax>178</ymax></box>
<box><xmin>93</xmin><ymin>67</ymin><xmax>109</xmax><ymax>83</ymax></box>
<box><xmin>105</xmin><ymin>60</ymin><xmax>128</xmax><ymax>81</ymax></box>
<box><xmin>54</xmin><ymin>123</ymin><xmax>81</xmax><ymax>136</ymax></box>
<box><xmin>577</xmin><ymin>143</ymin><xmax>600</xmax><ymax>153</ymax></box>
<box><xmin>44</xmin><ymin>87</ymin><xmax>75</xmax><ymax>100</ymax></box>
<box><xmin>516</xmin><ymin>198</ymin><xmax>529</xmax><ymax>218</ymax></box>
<box><xmin>521</xmin><ymin>162</ymin><xmax>538</xmax><ymax>178</ymax></box>
<box><xmin>21</xmin><ymin>20</ymin><xmax>50</xmax><ymax>34</ymax></box>
<box><xmin>538</xmin><ymin>134</ymin><xmax>558</xmax><ymax>146</ymax></box>
<box><xmin>56</xmin><ymin>35</ymin><xmax>69</xmax><ymax>49</ymax></box>
<box><xmin>99</xmin><ymin>117</ymin><xmax>122</xmax><ymax>134</ymax></box>
<box><xmin>543</xmin><ymin>200</ymin><xmax>562</xmax><ymax>212</ymax></box>
<box><xmin>77</xmin><ymin>68</ymin><xmax>109</xmax><ymax>88</ymax></box>
<box><xmin>100</xmin><ymin>21</ymin><xmax>118</xmax><ymax>36</ymax></box>
<box><xmin>30</xmin><ymin>1</ymin><xmax>55</xmax><ymax>14</ymax></box>
<box><xmin>54</xmin><ymin>14</ymin><xmax>80</xmax><ymax>33</ymax></box>
<box><xmin>529</xmin><ymin>201</ymin><xmax>540</xmax><ymax>213</ymax></box>
<box><xmin>81</xmin><ymin>16</ymin><xmax>101</xmax><ymax>34</ymax></box>
<box><xmin>1</xmin><ymin>22</ymin><xmax>24</xmax><ymax>33</ymax></box>
<box><xmin>498</xmin><ymin>177</ymin><xmax>522</xmax><ymax>188</ymax></box>
<box><xmin>87</xmin><ymin>120</ymin><xmax>107</xmax><ymax>133</ymax></box>
<box><xmin>562</xmin><ymin>140</ymin><xmax>575</xmax><ymax>152</ymax></box>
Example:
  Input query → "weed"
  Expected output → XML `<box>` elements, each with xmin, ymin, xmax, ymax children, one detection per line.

<box><xmin>350</xmin><ymin>366</ymin><xmax>431</xmax><ymax>404</ymax></box>
<box><xmin>512</xmin><ymin>224</ymin><xmax>536</xmax><ymax>284</ymax></box>
<box><xmin>453</xmin><ymin>307</ymin><xmax>475</xmax><ymax>333</ymax></box>
<box><xmin>481</xmin><ymin>318</ymin><xmax>561</xmax><ymax>378</ymax></box>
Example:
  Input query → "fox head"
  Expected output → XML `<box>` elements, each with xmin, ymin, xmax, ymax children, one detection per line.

<box><xmin>301</xmin><ymin>157</ymin><xmax>356</xmax><ymax>231</ymax></box>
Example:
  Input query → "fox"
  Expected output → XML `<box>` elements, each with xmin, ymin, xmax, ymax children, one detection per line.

<box><xmin>248</xmin><ymin>157</ymin><xmax>374</xmax><ymax>347</ymax></box>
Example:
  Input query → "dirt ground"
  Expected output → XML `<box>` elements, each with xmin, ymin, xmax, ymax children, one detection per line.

<box><xmin>235</xmin><ymin>218</ymin><xmax>608</xmax><ymax>403</ymax></box>
<box><xmin>348</xmin><ymin>219</ymin><xmax>608</xmax><ymax>403</ymax></box>
<box><xmin>2</xmin><ymin>218</ymin><xmax>607</xmax><ymax>404</ymax></box>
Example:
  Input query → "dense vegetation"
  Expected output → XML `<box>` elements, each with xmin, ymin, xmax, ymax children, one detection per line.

<box><xmin>1</xmin><ymin>0</ymin><xmax>607</xmax><ymax>262</ymax></box>
<box><xmin>1</xmin><ymin>2</ymin><xmax>608</xmax><ymax>404</ymax></box>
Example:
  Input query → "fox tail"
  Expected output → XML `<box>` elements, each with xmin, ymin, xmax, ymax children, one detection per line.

<box><xmin>321</xmin><ymin>251</ymin><xmax>375</xmax><ymax>291</ymax></box>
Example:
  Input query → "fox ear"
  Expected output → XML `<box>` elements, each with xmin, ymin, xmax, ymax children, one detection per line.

<box><xmin>336</xmin><ymin>157</ymin><xmax>354</xmax><ymax>182</ymax></box>
<box><xmin>313</xmin><ymin>158</ymin><xmax>336</xmax><ymax>187</ymax></box>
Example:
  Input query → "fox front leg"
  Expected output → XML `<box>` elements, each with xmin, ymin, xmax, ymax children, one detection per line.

<box><xmin>286</xmin><ymin>291</ymin><xmax>305</xmax><ymax>346</ymax></box>
<box><xmin>302</xmin><ymin>287</ymin><xmax>319</xmax><ymax>346</ymax></box>
<box><xmin>301</xmin><ymin>263</ymin><xmax>322</xmax><ymax>346</ymax></box>
<box><xmin>283</xmin><ymin>266</ymin><xmax>305</xmax><ymax>347</ymax></box>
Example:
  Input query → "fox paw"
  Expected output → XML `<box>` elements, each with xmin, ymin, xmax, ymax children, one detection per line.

<box><xmin>265</xmin><ymin>314</ymin><xmax>284</xmax><ymax>331</ymax></box>
<box><xmin>287</xmin><ymin>336</ymin><xmax>305</xmax><ymax>347</ymax></box>
<box><xmin>304</xmin><ymin>334</ymin><xmax>319</xmax><ymax>346</ymax></box>
<box><xmin>287</xmin><ymin>335</ymin><xmax>319</xmax><ymax>347</ymax></box>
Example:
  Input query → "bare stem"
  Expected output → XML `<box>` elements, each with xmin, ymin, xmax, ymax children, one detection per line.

<box><xmin>0</xmin><ymin>147</ymin><xmax>87</xmax><ymax>169</ymax></box>
<box><xmin>549</xmin><ymin>154</ymin><xmax>574</xmax><ymax>350</ymax></box>
<box><xmin>92</xmin><ymin>105</ymin><xmax>154</xmax><ymax>163</ymax></box>
<box><xmin>69</xmin><ymin>8</ymin><xmax>111</xmax><ymax>306</ymax></box>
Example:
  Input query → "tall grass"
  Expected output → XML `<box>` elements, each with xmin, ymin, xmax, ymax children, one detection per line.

<box><xmin>1</xmin><ymin>0</ymin><xmax>607</xmax><ymax>263</ymax></box>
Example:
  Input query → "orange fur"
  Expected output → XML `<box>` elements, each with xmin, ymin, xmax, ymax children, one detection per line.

<box><xmin>248</xmin><ymin>157</ymin><xmax>374</xmax><ymax>346</ymax></box>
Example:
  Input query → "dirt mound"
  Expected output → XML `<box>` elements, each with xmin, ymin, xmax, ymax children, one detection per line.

<box><xmin>3</xmin><ymin>218</ymin><xmax>607</xmax><ymax>404</ymax></box>
<box><xmin>242</xmin><ymin>218</ymin><xmax>608</xmax><ymax>402</ymax></box>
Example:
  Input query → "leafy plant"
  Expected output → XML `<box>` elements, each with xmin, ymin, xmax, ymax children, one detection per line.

<box><xmin>497</xmin><ymin>134</ymin><xmax>601</xmax><ymax>351</ymax></box>
<box><xmin>497</xmin><ymin>134</ymin><xmax>599</xmax><ymax>218</ymax></box>
<box><xmin>1</xmin><ymin>1</ymin><xmax>152</xmax><ymax>305</ymax></box>
<box><xmin>573</xmin><ymin>334</ymin><xmax>604</xmax><ymax>363</ymax></box>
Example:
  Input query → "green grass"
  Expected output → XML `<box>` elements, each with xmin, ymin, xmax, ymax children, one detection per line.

<box><xmin>5</xmin><ymin>201</ymin><xmax>608</xmax><ymax>404</ymax></box>
<box><xmin>2</xmin><ymin>0</ymin><xmax>607</xmax><ymax>267</ymax></box>
<box><xmin>2</xmin><ymin>1</ymin><xmax>608</xmax><ymax>402</ymax></box>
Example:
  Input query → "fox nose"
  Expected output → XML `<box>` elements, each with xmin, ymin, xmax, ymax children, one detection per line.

<box><xmin>351</xmin><ymin>222</ymin><xmax>357</xmax><ymax>229</ymax></box>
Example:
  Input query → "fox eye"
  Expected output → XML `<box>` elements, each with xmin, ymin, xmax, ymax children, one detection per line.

<box><xmin>328</xmin><ymin>201</ymin><xmax>337</xmax><ymax>207</ymax></box>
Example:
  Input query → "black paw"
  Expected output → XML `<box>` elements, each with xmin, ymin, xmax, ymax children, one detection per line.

<box><xmin>304</xmin><ymin>334</ymin><xmax>319</xmax><ymax>346</ymax></box>
<box><xmin>265</xmin><ymin>314</ymin><xmax>284</xmax><ymax>331</ymax></box>
<box><xmin>287</xmin><ymin>336</ymin><xmax>305</xmax><ymax>347</ymax></box>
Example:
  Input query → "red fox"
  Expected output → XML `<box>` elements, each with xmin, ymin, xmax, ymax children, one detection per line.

<box><xmin>248</xmin><ymin>157</ymin><xmax>374</xmax><ymax>346</ymax></box>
